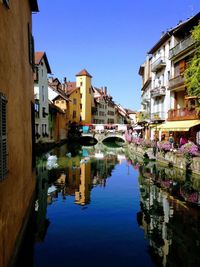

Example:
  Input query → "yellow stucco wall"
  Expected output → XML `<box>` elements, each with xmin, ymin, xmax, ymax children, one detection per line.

<box><xmin>53</xmin><ymin>98</ymin><xmax>69</xmax><ymax>141</ymax></box>
<box><xmin>68</xmin><ymin>89</ymin><xmax>81</xmax><ymax>124</ymax></box>
<box><xmin>76</xmin><ymin>76</ymin><xmax>92</xmax><ymax>124</ymax></box>
<box><xmin>0</xmin><ymin>1</ymin><xmax>36</xmax><ymax>266</ymax></box>
<box><xmin>54</xmin><ymin>97</ymin><xmax>68</xmax><ymax>112</ymax></box>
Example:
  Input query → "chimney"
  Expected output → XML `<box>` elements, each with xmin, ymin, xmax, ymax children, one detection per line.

<box><xmin>104</xmin><ymin>86</ymin><xmax>107</xmax><ymax>96</ymax></box>
<box><xmin>64</xmin><ymin>77</ymin><xmax>67</xmax><ymax>83</ymax></box>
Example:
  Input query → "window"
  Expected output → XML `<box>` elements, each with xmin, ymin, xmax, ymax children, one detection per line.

<box><xmin>73</xmin><ymin>98</ymin><xmax>77</xmax><ymax>105</ymax></box>
<box><xmin>80</xmin><ymin>94</ymin><xmax>82</xmax><ymax>99</ymax></box>
<box><xmin>167</xmin><ymin>71</ymin><xmax>170</xmax><ymax>80</ymax></box>
<box><xmin>80</xmin><ymin>82</ymin><xmax>83</xmax><ymax>86</ymax></box>
<box><xmin>73</xmin><ymin>111</ymin><xmax>76</xmax><ymax>118</ymax></box>
<box><xmin>56</xmin><ymin>100</ymin><xmax>59</xmax><ymax>104</ymax></box>
<box><xmin>28</xmin><ymin>23</ymin><xmax>35</xmax><ymax>69</ymax></box>
<box><xmin>89</xmin><ymin>88</ymin><xmax>91</xmax><ymax>94</ymax></box>
<box><xmin>174</xmin><ymin>62</ymin><xmax>180</xmax><ymax>77</ymax></box>
<box><xmin>0</xmin><ymin>93</ymin><xmax>8</xmax><ymax>181</ymax></box>
<box><xmin>168</xmin><ymin>40</ymin><xmax>171</xmax><ymax>50</ymax></box>
<box><xmin>80</xmin><ymin>104</ymin><xmax>82</xmax><ymax>109</ymax></box>
<box><xmin>42</xmin><ymin>107</ymin><xmax>46</xmax><ymax>118</ymax></box>
<box><xmin>35</xmin><ymin>102</ymin><xmax>40</xmax><ymax>118</ymax></box>
<box><xmin>34</xmin><ymin>66</ymin><xmax>39</xmax><ymax>82</ymax></box>
<box><xmin>35</xmin><ymin>124</ymin><xmax>39</xmax><ymax>134</ymax></box>
<box><xmin>42</xmin><ymin>86</ymin><xmax>44</xmax><ymax>102</ymax></box>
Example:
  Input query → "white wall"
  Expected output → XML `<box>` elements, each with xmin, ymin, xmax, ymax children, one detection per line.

<box><xmin>34</xmin><ymin>57</ymin><xmax>50</xmax><ymax>141</ymax></box>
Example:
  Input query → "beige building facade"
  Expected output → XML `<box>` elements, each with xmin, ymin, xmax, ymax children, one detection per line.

<box><xmin>0</xmin><ymin>1</ymin><xmax>39</xmax><ymax>267</ymax></box>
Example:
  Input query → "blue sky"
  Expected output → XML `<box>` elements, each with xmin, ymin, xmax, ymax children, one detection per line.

<box><xmin>33</xmin><ymin>0</ymin><xmax>200</xmax><ymax>110</ymax></box>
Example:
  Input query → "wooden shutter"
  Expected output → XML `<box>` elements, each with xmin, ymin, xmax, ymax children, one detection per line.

<box><xmin>28</xmin><ymin>23</ymin><xmax>35</xmax><ymax>70</ymax></box>
<box><xmin>31</xmin><ymin>102</ymin><xmax>36</xmax><ymax>168</ymax></box>
<box><xmin>0</xmin><ymin>93</ymin><xmax>8</xmax><ymax>181</ymax></box>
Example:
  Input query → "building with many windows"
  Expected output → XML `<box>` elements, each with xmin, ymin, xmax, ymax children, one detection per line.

<box><xmin>139</xmin><ymin>12</ymin><xmax>200</xmax><ymax>143</ymax></box>
<box><xmin>34</xmin><ymin>52</ymin><xmax>51</xmax><ymax>143</ymax></box>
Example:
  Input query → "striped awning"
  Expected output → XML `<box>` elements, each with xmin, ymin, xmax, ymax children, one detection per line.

<box><xmin>158</xmin><ymin>120</ymin><xmax>200</xmax><ymax>131</ymax></box>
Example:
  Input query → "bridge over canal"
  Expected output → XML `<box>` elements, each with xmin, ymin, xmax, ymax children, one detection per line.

<box><xmin>81</xmin><ymin>131</ymin><xmax>126</xmax><ymax>143</ymax></box>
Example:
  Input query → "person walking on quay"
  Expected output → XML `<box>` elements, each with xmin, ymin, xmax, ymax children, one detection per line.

<box><xmin>169</xmin><ymin>133</ymin><xmax>174</xmax><ymax>149</ymax></box>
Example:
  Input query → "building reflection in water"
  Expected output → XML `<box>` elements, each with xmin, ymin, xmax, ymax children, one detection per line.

<box><xmin>34</xmin><ymin>147</ymin><xmax>200</xmax><ymax>267</ymax></box>
<box><xmin>134</xmin><ymin>158</ymin><xmax>200</xmax><ymax>267</ymax></box>
<box><xmin>35</xmin><ymin>145</ymin><xmax>121</xmax><ymax>235</ymax></box>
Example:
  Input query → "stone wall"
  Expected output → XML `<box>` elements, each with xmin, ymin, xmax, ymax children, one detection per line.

<box><xmin>127</xmin><ymin>143</ymin><xmax>200</xmax><ymax>176</ymax></box>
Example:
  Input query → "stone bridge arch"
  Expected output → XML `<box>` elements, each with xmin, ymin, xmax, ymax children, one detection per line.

<box><xmin>81</xmin><ymin>132</ymin><xmax>126</xmax><ymax>144</ymax></box>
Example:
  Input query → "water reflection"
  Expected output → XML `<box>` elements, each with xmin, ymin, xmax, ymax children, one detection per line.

<box><xmin>132</xmin><ymin>157</ymin><xmax>200</xmax><ymax>266</ymax></box>
<box><xmin>20</xmin><ymin>145</ymin><xmax>200</xmax><ymax>267</ymax></box>
<box><xmin>36</xmin><ymin>144</ymin><xmax>125</xmax><ymax>211</ymax></box>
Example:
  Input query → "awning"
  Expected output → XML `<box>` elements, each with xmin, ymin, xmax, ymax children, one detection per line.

<box><xmin>158</xmin><ymin>120</ymin><xmax>200</xmax><ymax>131</ymax></box>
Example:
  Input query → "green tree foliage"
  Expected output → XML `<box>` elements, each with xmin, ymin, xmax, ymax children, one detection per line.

<box><xmin>184</xmin><ymin>21</ymin><xmax>200</xmax><ymax>97</ymax></box>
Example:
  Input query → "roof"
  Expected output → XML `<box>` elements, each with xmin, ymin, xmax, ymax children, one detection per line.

<box><xmin>64</xmin><ymin>82</ymin><xmax>80</xmax><ymax>96</ymax></box>
<box><xmin>29</xmin><ymin>0</ymin><xmax>39</xmax><ymax>12</ymax></box>
<box><xmin>48</xmin><ymin>81</ymin><xmax>69</xmax><ymax>102</ymax></box>
<box><xmin>76</xmin><ymin>69</ymin><xmax>92</xmax><ymax>78</ymax></box>
<box><xmin>35</xmin><ymin>52</ymin><xmax>51</xmax><ymax>73</ymax></box>
<box><xmin>125</xmin><ymin>109</ymin><xmax>137</xmax><ymax>114</ymax></box>
<box><xmin>148</xmin><ymin>12</ymin><xmax>200</xmax><ymax>54</ymax></box>
<box><xmin>49</xmin><ymin>102</ymin><xmax>65</xmax><ymax>114</ymax></box>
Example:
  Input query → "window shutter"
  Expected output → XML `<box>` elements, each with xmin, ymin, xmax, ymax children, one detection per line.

<box><xmin>0</xmin><ymin>93</ymin><xmax>8</xmax><ymax>181</ymax></box>
<box><xmin>28</xmin><ymin>23</ymin><xmax>35</xmax><ymax>70</ymax></box>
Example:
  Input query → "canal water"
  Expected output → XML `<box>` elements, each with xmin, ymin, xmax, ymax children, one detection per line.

<box><xmin>17</xmin><ymin>143</ymin><xmax>200</xmax><ymax>267</ymax></box>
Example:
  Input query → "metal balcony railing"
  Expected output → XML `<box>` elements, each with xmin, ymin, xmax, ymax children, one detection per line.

<box><xmin>169</xmin><ymin>35</ymin><xmax>195</xmax><ymax>59</ymax></box>
<box><xmin>169</xmin><ymin>75</ymin><xmax>185</xmax><ymax>89</ymax></box>
<box><xmin>151</xmin><ymin>86</ymin><xmax>166</xmax><ymax>98</ymax></box>
<box><xmin>168</xmin><ymin>107</ymin><xmax>199</xmax><ymax>121</ymax></box>
<box><xmin>151</xmin><ymin>57</ymin><xmax>166</xmax><ymax>72</ymax></box>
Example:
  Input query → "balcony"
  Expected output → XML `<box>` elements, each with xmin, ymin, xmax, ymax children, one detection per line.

<box><xmin>151</xmin><ymin>57</ymin><xmax>166</xmax><ymax>72</ymax></box>
<box><xmin>151</xmin><ymin>86</ymin><xmax>166</xmax><ymax>98</ymax></box>
<box><xmin>137</xmin><ymin>111</ymin><xmax>150</xmax><ymax>123</ymax></box>
<box><xmin>168</xmin><ymin>107</ymin><xmax>199</xmax><ymax>121</ymax></box>
<box><xmin>169</xmin><ymin>35</ymin><xmax>196</xmax><ymax>59</ymax></box>
<box><xmin>150</xmin><ymin>112</ymin><xmax>166</xmax><ymax>121</ymax></box>
<box><xmin>168</xmin><ymin>75</ymin><xmax>185</xmax><ymax>90</ymax></box>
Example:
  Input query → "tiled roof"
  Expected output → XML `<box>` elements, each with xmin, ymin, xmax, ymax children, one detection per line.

<box><xmin>125</xmin><ymin>109</ymin><xmax>136</xmax><ymax>114</ymax></box>
<box><xmin>35</xmin><ymin>52</ymin><xmax>51</xmax><ymax>73</ymax></box>
<box><xmin>65</xmin><ymin>82</ymin><xmax>80</xmax><ymax>96</ymax></box>
<box><xmin>76</xmin><ymin>69</ymin><xmax>92</xmax><ymax>78</ymax></box>
<box><xmin>66</xmin><ymin>82</ymin><xmax>76</xmax><ymax>92</ymax></box>
<box><xmin>35</xmin><ymin>52</ymin><xmax>44</xmax><ymax>64</ymax></box>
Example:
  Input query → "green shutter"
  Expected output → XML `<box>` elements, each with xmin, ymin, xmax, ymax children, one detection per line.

<box><xmin>0</xmin><ymin>93</ymin><xmax>8</xmax><ymax>181</ymax></box>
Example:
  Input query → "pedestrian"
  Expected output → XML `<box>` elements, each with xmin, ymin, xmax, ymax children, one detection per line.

<box><xmin>161</xmin><ymin>134</ymin><xmax>165</xmax><ymax>141</ymax></box>
<box><xmin>169</xmin><ymin>133</ymin><xmax>174</xmax><ymax>149</ymax></box>
<box><xmin>179</xmin><ymin>136</ymin><xmax>187</xmax><ymax>147</ymax></box>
